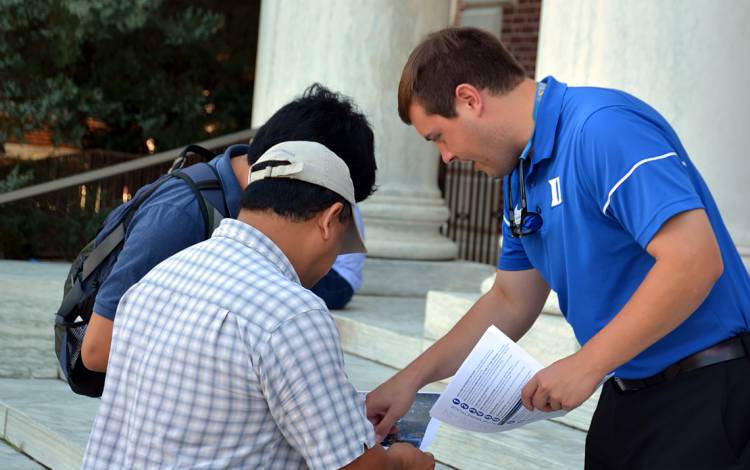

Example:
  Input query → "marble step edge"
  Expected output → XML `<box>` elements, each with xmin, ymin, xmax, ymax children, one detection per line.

<box><xmin>333</xmin><ymin>312</ymin><xmax>428</xmax><ymax>371</ymax></box>
<box><xmin>424</xmin><ymin>290</ymin><xmax>579</xmax><ymax>367</ymax></box>
<box><xmin>0</xmin><ymin>437</ymin><xmax>46</xmax><ymax>469</ymax></box>
<box><xmin>427</xmin><ymin>289</ymin><xmax>563</xmax><ymax>319</ymax></box>
<box><xmin>0</xmin><ymin>400</ymin><xmax>82</xmax><ymax>470</ymax></box>
<box><xmin>359</xmin><ymin>258</ymin><xmax>495</xmax><ymax>298</ymax></box>
<box><xmin>334</xmin><ymin>301</ymin><xmax>575</xmax><ymax>372</ymax></box>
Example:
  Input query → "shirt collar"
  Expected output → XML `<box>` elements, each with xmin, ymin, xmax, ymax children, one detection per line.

<box><xmin>212</xmin><ymin>218</ymin><xmax>301</xmax><ymax>284</ymax></box>
<box><xmin>527</xmin><ymin>76</ymin><xmax>568</xmax><ymax>175</ymax></box>
<box><xmin>212</xmin><ymin>144</ymin><xmax>249</xmax><ymax>218</ymax></box>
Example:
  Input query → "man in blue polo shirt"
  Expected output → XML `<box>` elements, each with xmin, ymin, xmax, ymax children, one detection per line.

<box><xmin>81</xmin><ymin>85</ymin><xmax>374</xmax><ymax>372</ymax></box>
<box><xmin>367</xmin><ymin>27</ymin><xmax>750</xmax><ymax>468</ymax></box>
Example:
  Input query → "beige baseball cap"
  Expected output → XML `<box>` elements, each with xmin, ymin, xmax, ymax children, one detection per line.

<box><xmin>248</xmin><ymin>141</ymin><xmax>366</xmax><ymax>254</ymax></box>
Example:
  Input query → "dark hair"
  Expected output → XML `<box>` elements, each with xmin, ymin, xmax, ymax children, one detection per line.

<box><xmin>246</xmin><ymin>84</ymin><xmax>376</xmax><ymax>202</ymax></box>
<box><xmin>398</xmin><ymin>27</ymin><xmax>526</xmax><ymax>124</ymax></box>
<box><xmin>241</xmin><ymin>160</ymin><xmax>352</xmax><ymax>222</ymax></box>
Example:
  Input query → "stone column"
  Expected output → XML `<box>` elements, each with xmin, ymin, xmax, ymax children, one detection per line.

<box><xmin>536</xmin><ymin>0</ymin><xmax>750</xmax><ymax>268</ymax></box>
<box><xmin>251</xmin><ymin>0</ymin><xmax>458</xmax><ymax>260</ymax></box>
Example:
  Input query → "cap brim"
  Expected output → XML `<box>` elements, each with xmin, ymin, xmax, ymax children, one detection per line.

<box><xmin>340</xmin><ymin>213</ymin><xmax>366</xmax><ymax>254</ymax></box>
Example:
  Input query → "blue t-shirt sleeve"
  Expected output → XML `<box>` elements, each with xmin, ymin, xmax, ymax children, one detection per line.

<box><xmin>579</xmin><ymin>106</ymin><xmax>704</xmax><ymax>249</ymax></box>
<box><xmin>93</xmin><ymin>203</ymin><xmax>204</xmax><ymax>320</ymax></box>
<box><xmin>497</xmin><ymin>218</ymin><xmax>534</xmax><ymax>271</ymax></box>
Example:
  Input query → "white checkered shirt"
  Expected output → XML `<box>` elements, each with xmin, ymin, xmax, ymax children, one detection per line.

<box><xmin>82</xmin><ymin>219</ymin><xmax>375</xmax><ymax>469</ymax></box>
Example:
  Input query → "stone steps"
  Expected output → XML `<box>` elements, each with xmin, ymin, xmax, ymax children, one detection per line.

<box><xmin>0</xmin><ymin>259</ymin><xmax>589</xmax><ymax>469</ymax></box>
<box><xmin>333</xmin><ymin>295</ymin><xmax>429</xmax><ymax>369</ymax></box>
<box><xmin>359</xmin><ymin>258</ymin><xmax>495</xmax><ymax>297</ymax></box>
<box><xmin>0</xmin><ymin>355</ymin><xmax>583</xmax><ymax>470</ymax></box>
<box><xmin>0</xmin><ymin>260</ymin><xmax>69</xmax><ymax>380</ymax></box>
<box><xmin>1</xmin><ymin>439</ymin><xmax>46</xmax><ymax>469</ymax></box>
<box><xmin>0</xmin><ymin>379</ymin><xmax>96</xmax><ymax>470</ymax></box>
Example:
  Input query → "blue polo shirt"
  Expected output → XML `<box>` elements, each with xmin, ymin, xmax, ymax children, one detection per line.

<box><xmin>498</xmin><ymin>76</ymin><xmax>750</xmax><ymax>379</ymax></box>
<box><xmin>93</xmin><ymin>145</ymin><xmax>246</xmax><ymax>320</ymax></box>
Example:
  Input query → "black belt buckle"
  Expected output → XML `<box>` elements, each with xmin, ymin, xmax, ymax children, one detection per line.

<box><xmin>612</xmin><ymin>376</ymin><xmax>644</xmax><ymax>393</ymax></box>
<box><xmin>613</xmin><ymin>377</ymin><xmax>628</xmax><ymax>392</ymax></box>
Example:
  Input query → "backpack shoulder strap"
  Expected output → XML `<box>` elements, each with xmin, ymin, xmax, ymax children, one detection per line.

<box><xmin>79</xmin><ymin>157</ymin><xmax>227</xmax><ymax>283</ymax></box>
<box><xmin>80</xmin><ymin>173</ymin><xmax>174</xmax><ymax>281</ymax></box>
<box><xmin>172</xmin><ymin>162</ymin><xmax>228</xmax><ymax>239</ymax></box>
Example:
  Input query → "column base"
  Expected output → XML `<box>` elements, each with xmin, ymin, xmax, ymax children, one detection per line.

<box><xmin>360</xmin><ymin>194</ymin><xmax>458</xmax><ymax>260</ymax></box>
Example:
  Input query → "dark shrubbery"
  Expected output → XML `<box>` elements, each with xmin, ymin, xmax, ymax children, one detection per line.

<box><xmin>0</xmin><ymin>0</ymin><xmax>260</xmax><ymax>153</ymax></box>
<box><xmin>0</xmin><ymin>165</ymin><xmax>113</xmax><ymax>260</ymax></box>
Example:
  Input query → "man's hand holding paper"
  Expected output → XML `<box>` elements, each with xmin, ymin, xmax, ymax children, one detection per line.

<box><xmin>427</xmin><ymin>325</ymin><xmax>567</xmax><ymax>433</ymax></box>
<box><xmin>521</xmin><ymin>351</ymin><xmax>605</xmax><ymax>413</ymax></box>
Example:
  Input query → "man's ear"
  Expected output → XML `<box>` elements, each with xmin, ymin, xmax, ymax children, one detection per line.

<box><xmin>318</xmin><ymin>202</ymin><xmax>345</xmax><ymax>241</ymax></box>
<box><xmin>455</xmin><ymin>83</ymin><xmax>483</xmax><ymax>115</ymax></box>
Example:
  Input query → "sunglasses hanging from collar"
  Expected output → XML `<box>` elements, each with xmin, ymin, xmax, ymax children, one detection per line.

<box><xmin>505</xmin><ymin>82</ymin><xmax>546</xmax><ymax>238</ymax></box>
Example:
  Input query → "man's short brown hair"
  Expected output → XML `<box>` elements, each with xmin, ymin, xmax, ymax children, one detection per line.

<box><xmin>398</xmin><ymin>27</ymin><xmax>527</xmax><ymax>124</ymax></box>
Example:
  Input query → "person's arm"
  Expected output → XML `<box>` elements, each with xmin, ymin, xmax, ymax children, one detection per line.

<box><xmin>257</xmin><ymin>309</ymin><xmax>435</xmax><ymax>469</ymax></box>
<box><xmin>81</xmin><ymin>312</ymin><xmax>113</xmax><ymax>371</ymax></box>
<box><xmin>367</xmin><ymin>267</ymin><xmax>550</xmax><ymax>439</ymax></box>
<box><xmin>521</xmin><ymin>208</ymin><xmax>722</xmax><ymax>411</ymax></box>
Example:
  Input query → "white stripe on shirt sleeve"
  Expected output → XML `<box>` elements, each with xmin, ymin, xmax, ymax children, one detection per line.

<box><xmin>601</xmin><ymin>151</ymin><xmax>678</xmax><ymax>215</ymax></box>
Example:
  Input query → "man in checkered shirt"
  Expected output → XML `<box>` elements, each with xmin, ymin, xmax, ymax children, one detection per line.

<box><xmin>82</xmin><ymin>139</ymin><xmax>434</xmax><ymax>469</ymax></box>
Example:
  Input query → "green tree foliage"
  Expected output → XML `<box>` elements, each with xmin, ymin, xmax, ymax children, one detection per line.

<box><xmin>0</xmin><ymin>0</ymin><xmax>259</xmax><ymax>153</ymax></box>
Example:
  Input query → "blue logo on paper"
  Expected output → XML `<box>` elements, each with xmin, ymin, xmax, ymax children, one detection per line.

<box><xmin>452</xmin><ymin>398</ymin><xmax>461</xmax><ymax>405</ymax></box>
<box><xmin>460</xmin><ymin>403</ymin><xmax>469</xmax><ymax>410</ymax></box>
<box><xmin>469</xmin><ymin>408</ymin><xmax>477</xmax><ymax>414</ymax></box>
<box><xmin>484</xmin><ymin>415</ymin><xmax>493</xmax><ymax>420</ymax></box>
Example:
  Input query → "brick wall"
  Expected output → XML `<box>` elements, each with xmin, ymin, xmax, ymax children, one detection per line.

<box><xmin>500</xmin><ymin>0</ymin><xmax>542</xmax><ymax>77</ymax></box>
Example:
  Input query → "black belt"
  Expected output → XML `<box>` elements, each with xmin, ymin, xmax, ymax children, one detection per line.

<box><xmin>612</xmin><ymin>333</ymin><xmax>750</xmax><ymax>393</ymax></box>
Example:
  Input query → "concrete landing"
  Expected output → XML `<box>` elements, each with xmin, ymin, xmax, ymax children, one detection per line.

<box><xmin>360</xmin><ymin>258</ymin><xmax>494</xmax><ymax>297</ymax></box>
<box><xmin>333</xmin><ymin>295</ymin><xmax>429</xmax><ymax>369</ymax></box>
<box><xmin>0</xmin><ymin>260</ymin><xmax>69</xmax><ymax>379</ymax></box>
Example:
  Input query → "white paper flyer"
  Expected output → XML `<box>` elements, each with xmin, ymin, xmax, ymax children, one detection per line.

<box><xmin>428</xmin><ymin>325</ymin><xmax>565</xmax><ymax>433</ymax></box>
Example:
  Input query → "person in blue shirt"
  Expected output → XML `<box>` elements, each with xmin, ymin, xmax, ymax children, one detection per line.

<box><xmin>367</xmin><ymin>27</ymin><xmax>750</xmax><ymax>468</ymax></box>
<box><xmin>81</xmin><ymin>84</ymin><xmax>374</xmax><ymax>372</ymax></box>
